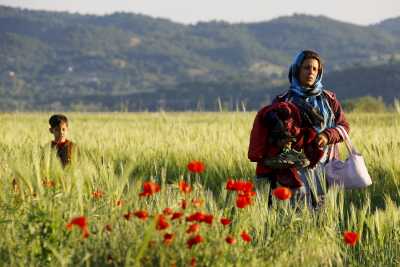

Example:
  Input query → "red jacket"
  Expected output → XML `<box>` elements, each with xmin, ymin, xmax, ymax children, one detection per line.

<box><xmin>273</xmin><ymin>90</ymin><xmax>350</xmax><ymax>145</ymax></box>
<box><xmin>248</xmin><ymin>101</ymin><xmax>323</xmax><ymax>188</ymax></box>
<box><xmin>248</xmin><ymin>90</ymin><xmax>350</xmax><ymax>188</ymax></box>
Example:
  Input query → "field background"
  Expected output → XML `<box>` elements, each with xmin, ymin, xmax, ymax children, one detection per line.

<box><xmin>0</xmin><ymin>112</ymin><xmax>400</xmax><ymax>266</ymax></box>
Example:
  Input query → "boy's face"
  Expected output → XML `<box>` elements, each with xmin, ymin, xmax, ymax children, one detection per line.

<box><xmin>49</xmin><ymin>122</ymin><xmax>68</xmax><ymax>143</ymax></box>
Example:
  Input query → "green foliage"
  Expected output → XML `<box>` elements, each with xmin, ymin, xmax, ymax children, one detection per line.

<box><xmin>342</xmin><ymin>96</ymin><xmax>387</xmax><ymax>113</ymax></box>
<box><xmin>0</xmin><ymin>6</ymin><xmax>400</xmax><ymax>111</ymax></box>
<box><xmin>0</xmin><ymin>112</ymin><xmax>399</xmax><ymax>266</ymax></box>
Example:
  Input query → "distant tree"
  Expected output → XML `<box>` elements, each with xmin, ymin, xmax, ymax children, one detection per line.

<box><xmin>342</xmin><ymin>96</ymin><xmax>387</xmax><ymax>113</ymax></box>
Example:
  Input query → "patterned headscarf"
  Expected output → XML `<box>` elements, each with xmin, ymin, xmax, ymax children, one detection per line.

<box><xmin>287</xmin><ymin>50</ymin><xmax>334</xmax><ymax>133</ymax></box>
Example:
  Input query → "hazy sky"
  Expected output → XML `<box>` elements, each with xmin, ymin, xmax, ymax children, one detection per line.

<box><xmin>0</xmin><ymin>0</ymin><xmax>399</xmax><ymax>25</ymax></box>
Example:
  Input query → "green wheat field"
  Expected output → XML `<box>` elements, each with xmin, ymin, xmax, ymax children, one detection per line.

<box><xmin>0</xmin><ymin>112</ymin><xmax>399</xmax><ymax>267</ymax></box>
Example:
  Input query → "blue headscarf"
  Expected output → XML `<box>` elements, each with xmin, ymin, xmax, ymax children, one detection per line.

<box><xmin>288</xmin><ymin>51</ymin><xmax>335</xmax><ymax>133</ymax></box>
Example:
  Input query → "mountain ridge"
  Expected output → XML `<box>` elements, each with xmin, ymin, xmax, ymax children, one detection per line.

<box><xmin>0</xmin><ymin>5</ymin><xmax>399</xmax><ymax>111</ymax></box>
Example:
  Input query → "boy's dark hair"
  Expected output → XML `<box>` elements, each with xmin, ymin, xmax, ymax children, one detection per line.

<box><xmin>49</xmin><ymin>114</ymin><xmax>68</xmax><ymax>128</ymax></box>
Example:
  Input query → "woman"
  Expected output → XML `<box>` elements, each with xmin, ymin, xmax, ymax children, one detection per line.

<box><xmin>248</xmin><ymin>50</ymin><xmax>349</xmax><ymax>207</ymax></box>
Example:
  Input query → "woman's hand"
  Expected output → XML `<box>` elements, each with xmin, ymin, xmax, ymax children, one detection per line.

<box><xmin>316</xmin><ymin>133</ymin><xmax>328</xmax><ymax>147</ymax></box>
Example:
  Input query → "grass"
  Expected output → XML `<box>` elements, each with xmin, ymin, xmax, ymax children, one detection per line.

<box><xmin>0</xmin><ymin>112</ymin><xmax>399</xmax><ymax>266</ymax></box>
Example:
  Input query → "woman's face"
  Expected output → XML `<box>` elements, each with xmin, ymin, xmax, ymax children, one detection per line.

<box><xmin>298</xmin><ymin>58</ymin><xmax>320</xmax><ymax>87</ymax></box>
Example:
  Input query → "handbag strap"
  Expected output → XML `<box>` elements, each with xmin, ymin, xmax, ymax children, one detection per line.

<box><xmin>327</xmin><ymin>143</ymin><xmax>337</xmax><ymax>161</ymax></box>
<box><xmin>336</xmin><ymin>126</ymin><xmax>356</xmax><ymax>154</ymax></box>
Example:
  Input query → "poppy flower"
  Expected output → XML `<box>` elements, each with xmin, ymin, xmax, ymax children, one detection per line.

<box><xmin>156</xmin><ymin>215</ymin><xmax>170</xmax><ymax>230</ymax></box>
<box><xmin>236</xmin><ymin>194</ymin><xmax>252</xmax><ymax>208</ymax></box>
<box><xmin>180</xmin><ymin>199</ymin><xmax>188</xmax><ymax>209</ymax></box>
<box><xmin>225</xmin><ymin>236</ymin><xmax>236</xmax><ymax>245</ymax></box>
<box><xmin>220</xmin><ymin>218</ymin><xmax>231</xmax><ymax>226</ymax></box>
<box><xmin>343</xmin><ymin>231</ymin><xmax>359</xmax><ymax>246</ymax></box>
<box><xmin>179</xmin><ymin>181</ymin><xmax>192</xmax><ymax>193</ymax></box>
<box><xmin>190</xmin><ymin>257</ymin><xmax>196</xmax><ymax>267</ymax></box>
<box><xmin>186</xmin><ymin>212</ymin><xmax>213</xmax><ymax>224</ymax></box>
<box><xmin>134</xmin><ymin>210</ymin><xmax>148</xmax><ymax>220</ymax></box>
<box><xmin>66</xmin><ymin>216</ymin><xmax>87</xmax><ymax>230</ymax></box>
<box><xmin>82</xmin><ymin>228</ymin><xmax>90</xmax><ymax>238</ymax></box>
<box><xmin>139</xmin><ymin>181</ymin><xmax>161</xmax><ymax>197</ymax></box>
<box><xmin>186</xmin><ymin>212</ymin><xmax>205</xmax><ymax>222</ymax></box>
<box><xmin>187</xmin><ymin>234</ymin><xmax>204</xmax><ymax>248</ymax></box>
<box><xmin>171</xmin><ymin>211</ymin><xmax>184</xmax><ymax>220</ymax></box>
<box><xmin>240</xmin><ymin>231</ymin><xmax>252</xmax><ymax>243</ymax></box>
<box><xmin>42</xmin><ymin>178</ymin><xmax>55</xmax><ymax>188</ymax></box>
<box><xmin>239</xmin><ymin>190</ymin><xmax>257</xmax><ymax>197</ymax></box>
<box><xmin>163</xmin><ymin>233</ymin><xmax>175</xmax><ymax>245</ymax></box>
<box><xmin>187</xmin><ymin>161</ymin><xmax>205</xmax><ymax>174</ymax></box>
<box><xmin>92</xmin><ymin>190</ymin><xmax>104</xmax><ymax>199</ymax></box>
<box><xmin>226</xmin><ymin>179</ymin><xmax>254</xmax><ymax>193</ymax></box>
<box><xmin>163</xmin><ymin>207</ymin><xmax>173</xmax><ymax>216</ymax></box>
<box><xmin>186</xmin><ymin>223</ymin><xmax>200</xmax><ymax>234</ymax></box>
<box><xmin>191</xmin><ymin>198</ymin><xmax>204</xmax><ymax>208</ymax></box>
<box><xmin>123</xmin><ymin>212</ymin><xmax>133</xmax><ymax>220</ymax></box>
<box><xmin>104</xmin><ymin>224</ymin><xmax>112</xmax><ymax>232</ymax></box>
<box><xmin>66</xmin><ymin>216</ymin><xmax>89</xmax><ymax>238</ymax></box>
<box><xmin>272</xmin><ymin>187</ymin><xmax>292</xmax><ymax>200</ymax></box>
<box><xmin>202</xmin><ymin>214</ymin><xmax>213</xmax><ymax>225</ymax></box>
<box><xmin>115</xmin><ymin>199</ymin><xmax>124</xmax><ymax>207</ymax></box>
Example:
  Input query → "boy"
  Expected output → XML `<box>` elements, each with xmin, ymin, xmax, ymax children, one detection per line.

<box><xmin>49</xmin><ymin>114</ymin><xmax>75</xmax><ymax>167</ymax></box>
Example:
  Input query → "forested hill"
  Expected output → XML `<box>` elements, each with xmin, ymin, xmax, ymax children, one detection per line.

<box><xmin>0</xmin><ymin>5</ymin><xmax>399</xmax><ymax>111</ymax></box>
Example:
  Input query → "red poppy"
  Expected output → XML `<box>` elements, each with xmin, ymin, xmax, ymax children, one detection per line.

<box><xmin>115</xmin><ymin>199</ymin><xmax>124</xmax><ymax>207</ymax></box>
<box><xmin>186</xmin><ymin>223</ymin><xmax>201</xmax><ymax>234</ymax></box>
<box><xmin>180</xmin><ymin>199</ymin><xmax>188</xmax><ymax>209</ymax></box>
<box><xmin>179</xmin><ymin>181</ymin><xmax>192</xmax><ymax>193</ymax></box>
<box><xmin>66</xmin><ymin>216</ymin><xmax>89</xmax><ymax>238</ymax></box>
<box><xmin>190</xmin><ymin>257</ymin><xmax>196</xmax><ymax>267</ymax></box>
<box><xmin>239</xmin><ymin>190</ymin><xmax>257</xmax><ymax>197</ymax></box>
<box><xmin>187</xmin><ymin>160</ymin><xmax>205</xmax><ymax>174</ymax></box>
<box><xmin>139</xmin><ymin>181</ymin><xmax>161</xmax><ymax>197</ymax></box>
<box><xmin>186</xmin><ymin>212</ymin><xmax>205</xmax><ymax>222</ymax></box>
<box><xmin>202</xmin><ymin>214</ymin><xmax>213</xmax><ymax>225</ymax></box>
<box><xmin>156</xmin><ymin>215</ymin><xmax>170</xmax><ymax>230</ymax></box>
<box><xmin>272</xmin><ymin>187</ymin><xmax>292</xmax><ymax>200</ymax></box>
<box><xmin>225</xmin><ymin>236</ymin><xmax>236</xmax><ymax>245</ymax></box>
<box><xmin>104</xmin><ymin>224</ymin><xmax>112</xmax><ymax>232</ymax></box>
<box><xmin>123</xmin><ymin>212</ymin><xmax>133</xmax><ymax>220</ymax></box>
<box><xmin>343</xmin><ymin>231</ymin><xmax>359</xmax><ymax>246</ymax></box>
<box><xmin>236</xmin><ymin>194</ymin><xmax>252</xmax><ymax>208</ymax></box>
<box><xmin>220</xmin><ymin>218</ymin><xmax>231</xmax><ymax>226</ymax></box>
<box><xmin>42</xmin><ymin>178</ymin><xmax>55</xmax><ymax>188</ymax></box>
<box><xmin>191</xmin><ymin>198</ymin><xmax>204</xmax><ymax>208</ymax></box>
<box><xmin>240</xmin><ymin>231</ymin><xmax>252</xmax><ymax>243</ymax></box>
<box><xmin>92</xmin><ymin>190</ymin><xmax>104</xmax><ymax>199</ymax></box>
<box><xmin>226</xmin><ymin>179</ymin><xmax>254</xmax><ymax>193</ymax></box>
<box><xmin>186</xmin><ymin>212</ymin><xmax>213</xmax><ymax>224</ymax></box>
<box><xmin>163</xmin><ymin>233</ymin><xmax>175</xmax><ymax>245</ymax></box>
<box><xmin>187</xmin><ymin>234</ymin><xmax>204</xmax><ymax>248</ymax></box>
<box><xmin>171</xmin><ymin>211</ymin><xmax>184</xmax><ymax>220</ymax></box>
<box><xmin>133</xmin><ymin>210</ymin><xmax>148</xmax><ymax>220</ymax></box>
<box><xmin>163</xmin><ymin>207</ymin><xmax>173</xmax><ymax>216</ymax></box>
<box><xmin>66</xmin><ymin>216</ymin><xmax>87</xmax><ymax>230</ymax></box>
<box><xmin>187</xmin><ymin>212</ymin><xmax>205</xmax><ymax>222</ymax></box>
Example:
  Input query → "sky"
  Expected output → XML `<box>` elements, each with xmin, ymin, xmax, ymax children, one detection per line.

<box><xmin>0</xmin><ymin>0</ymin><xmax>399</xmax><ymax>25</ymax></box>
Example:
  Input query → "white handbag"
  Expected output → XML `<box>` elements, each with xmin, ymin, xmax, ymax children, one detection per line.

<box><xmin>325</xmin><ymin>126</ymin><xmax>372</xmax><ymax>189</ymax></box>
